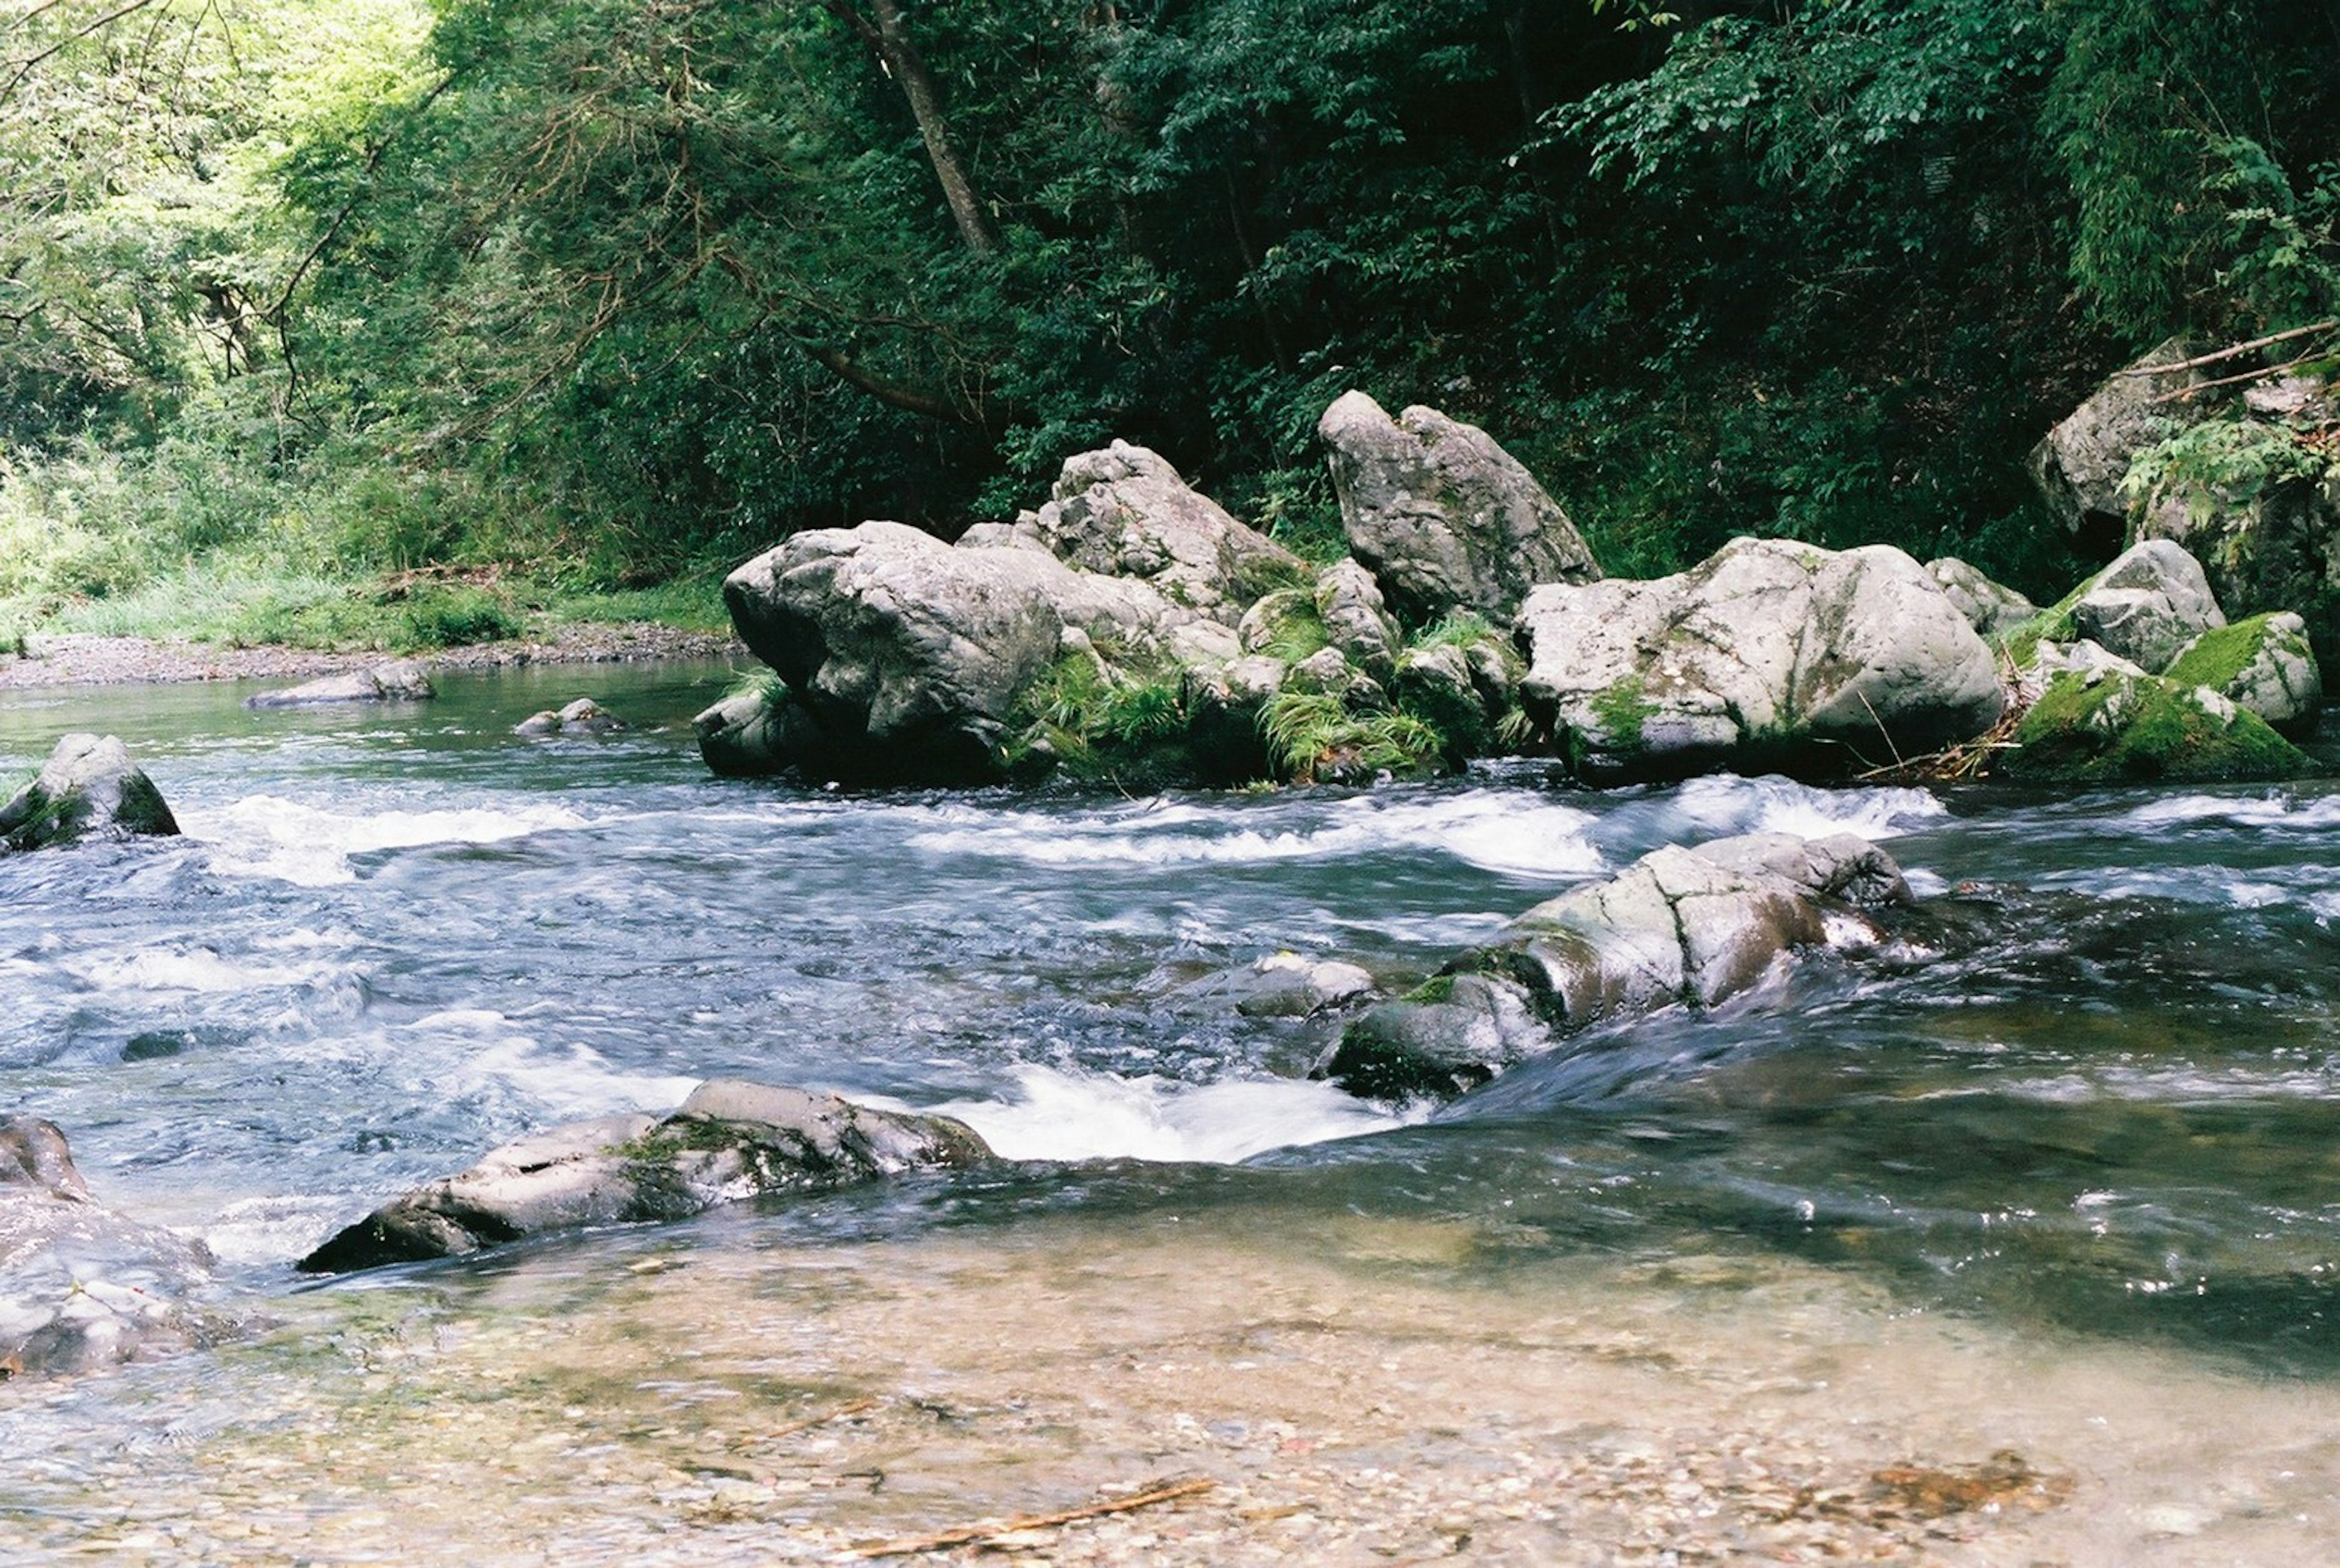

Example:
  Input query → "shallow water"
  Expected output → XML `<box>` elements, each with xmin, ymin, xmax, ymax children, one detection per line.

<box><xmin>4</xmin><ymin>664</ymin><xmax>2339</xmax><ymax>1561</ymax></box>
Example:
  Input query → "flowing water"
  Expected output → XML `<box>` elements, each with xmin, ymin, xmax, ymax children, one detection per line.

<box><xmin>4</xmin><ymin>663</ymin><xmax>2340</xmax><ymax>1563</ymax></box>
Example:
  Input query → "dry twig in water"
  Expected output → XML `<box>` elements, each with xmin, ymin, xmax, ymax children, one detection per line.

<box><xmin>851</xmin><ymin>1477</ymin><xmax>1215</xmax><ymax>1558</ymax></box>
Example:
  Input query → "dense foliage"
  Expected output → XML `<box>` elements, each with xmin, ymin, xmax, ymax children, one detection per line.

<box><xmin>3</xmin><ymin>0</ymin><xmax>2337</xmax><ymax>625</ymax></box>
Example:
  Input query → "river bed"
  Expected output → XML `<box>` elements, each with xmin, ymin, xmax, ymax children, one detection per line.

<box><xmin>3</xmin><ymin>661</ymin><xmax>2338</xmax><ymax>1563</ymax></box>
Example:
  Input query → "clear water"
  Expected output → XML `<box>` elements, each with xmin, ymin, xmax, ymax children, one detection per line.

<box><xmin>5</xmin><ymin>663</ymin><xmax>2340</xmax><ymax>1559</ymax></box>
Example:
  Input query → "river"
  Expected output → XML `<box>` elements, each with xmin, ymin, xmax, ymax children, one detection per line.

<box><xmin>3</xmin><ymin>661</ymin><xmax>2338</xmax><ymax>1563</ymax></box>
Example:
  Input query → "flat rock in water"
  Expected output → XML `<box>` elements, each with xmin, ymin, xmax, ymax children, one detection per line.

<box><xmin>0</xmin><ymin>733</ymin><xmax>180</xmax><ymax>851</ymax></box>
<box><xmin>516</xmin><ymin>697</ymin><xmax>628</xmax><ymax>737</ymax></box>
<box><xmin>1</xmin><ymin>1117</ymin><xmax>245</xmax><ymax>1378</ymax></box>
<box><xmin>1321</xmin><ymin>832</ymin><xmax>1909</xmax><ymax>1101</ymax></box>
<box><xmin>1519</xmin><ymin>537</ymin><xmax>2002</xmax><ymax>782</ymax></box>
<box><xmin>245</xmin><ymin>659</ymin><xmax>436</xmax><ymax>709</ymax></box>
<box><xmin>299</xmin><ymin>1080</ymin><xmax>991</xmax><ymax>1274</ymax></box>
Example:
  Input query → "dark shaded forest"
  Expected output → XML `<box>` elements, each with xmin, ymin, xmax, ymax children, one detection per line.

<box><xmin>4</xmin><ymin>0</ymin><xmax>2336</xmax><ymax>633</ymax></box>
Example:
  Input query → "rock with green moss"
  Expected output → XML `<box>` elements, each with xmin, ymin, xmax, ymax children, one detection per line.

<box><xmin>1312</xmin><ymin>560</ymin><xmax>1400</xmax><ymax>678</ymax></box>
<box><xmin>1318</xmin><ymin>390</ymin><xmax>1600</xmax><ymax>624</ymax></box>
<box><xmin>2069</xmin><ymin>539</ymin><xmax>2225</xmax><ymax>672</ymax></box>
<box><xmin>1236</xmin><ymin>587</ymin><xmax>1327</xmax><ymax>662</ymax></box>
<box><xmin>1321</xmin><ymin>832</ymin><xmax>1909</xmax><ymax>1101</ymax></box>
<box><xmin>1517</xmin><ymin>537</ymin><xmax>2002</xmax><ymax>782</ymax></box>
<box><xmin>1</xmin><ymin>734</ymin><xmax>180</xmax><ymax>852</ymax></box>
<box><xmin>2005</xmin><ymin>667</ymin><xmax>2312</xmax><ymax>782</ymax></box>
<box><xmin>1392</xmin><ymin>644</ymin><xmax>1495</xmax><ymax>762</ymax></box>
<box><xmin>299</xmin><ymin>1080</ymin><xmax>991</xmax><ymax>1274</ymax></box>
<box><xmin>2161</xmin><ymin>611</ymin><xmax>2322</xmax><ymax>737</ymax></box>
<box><xmin>1009</xmin><ymin>441</ymin><xmax>1306</xmax><ymax>620</ymax></box>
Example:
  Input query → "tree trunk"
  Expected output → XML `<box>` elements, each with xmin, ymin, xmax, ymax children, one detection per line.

<box><xmin>827</xmin><ymin>0</ymin><xmax>1001</xmax><ymax>256</ymax></box>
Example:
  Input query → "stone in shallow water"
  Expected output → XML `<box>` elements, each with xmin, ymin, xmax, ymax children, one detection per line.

<box><xmin>244</xmin><ymin>659</ymin><xmax>436</xmax><ymax>709</ymax></box>
<box><xmin>0</xmin><ymin>733</ymin><xmax>179</xmax><ymax>851</ymax></box>
<box><xmin>298</xmin><ymin>1080</ymin><xmax>991</xmax><ymax>1274</ymax></box>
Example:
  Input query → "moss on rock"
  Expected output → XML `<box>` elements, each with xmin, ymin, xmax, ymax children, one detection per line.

<box><xmin>2005</xmin><ymin>669</ymin><xmax>2310</xmax><ymax>783</ymax></box>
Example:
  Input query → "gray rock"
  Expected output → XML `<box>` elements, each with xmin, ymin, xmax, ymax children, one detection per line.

<box><xmin>1</xmin><ymin>1118</ymin><xmax>243</xmax><ymax>1377</ymax></box>
<box><xmin>514</xmin><ymin>697</ymin><xmax>627</xmax><ymax>737</ymax></box>
<box><xmin>1927</xmin><ymin>557</ymin><xmax>2039</xmax><ymax>638</ymax></box>
<box><xmin>2163</xmin><ymin>611</ymin><xmax>2324</xmax><ymax>737</ymax></box>
<box><xmin>718</xmin><ymin>521</ymin><xmax>1191</xmax><ymax>784</ymax></box>
<box><xmin>2134</xmin><ymin>465</ymin><xmax>2340</xmax><ymax>670</ymax></box>
<box><xmin>2070</xmin><ymin>538</ymin><xmax>2225</xmax><ymax>672</ymax></box>
<box><xmin>1</xmin><ymin>733</ymin><xmax>180</xmax><ymax>851</ymax></box>
<box><xmin>1015</xmin><ymin>441</ymin><xmax>1303</xmax><ymax>620</ymax></box>
<box><xmin>1236</xmin><ymin>587</ymin><xmax>1318</xmax><ymax>657</ymax></box>
<box><xmin>2028</xmin><ymin>336</ymin><xmax>2212</xmax><ymax>548</ymax></box>
<box><xmin>1391</xmin><ymin>642</ymin><xmax>1495</xmax><ymax>762</ymax></box>
<box><xmin>1313</xmin><ymin>560</ymin><xmax>1400</xmax><ymax>678</ymax></box>
<box><xmin>1232</xmin><ymin>953</ymin><xmax>1380</xmax><ymax>1019</ymax></box>
<box><xmin>1318</xmin><ymin>391</ymin><xmax>1600</xmax><ymax>625</ymax></box>
<box><xmin>1321</xmin><ymin>832</ymin><xmax>1906</xmax><ymax>1101</ymax></box>
<box><xmin>1517</xmin><ymin>537</ymin><xmax>2003</xmax><ymax>782</ymax></box>
<box><xmin>299</xmin><ymin>1080</ymin><xmax>991</xmax><ymax>1274</ymax></box>
<box><xmin>2022</xmin><ymin>638</ymin><xmax>2148</xmax><ymax>698</ymax></box>
<box><xmin>245</xmin><ymin>659</ymin><xmax>436</xmax><ymax>709</ymax></box>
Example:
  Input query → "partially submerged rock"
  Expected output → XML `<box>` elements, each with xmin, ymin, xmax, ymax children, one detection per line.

<box><xmin>2</xmin><ymin>1117</ymin><xmax>243</xmax><ymax>1377</ymax></box>
<box><xmin>1519</xmin><ymin>537</ymin><xmax>2003</xmax><ymax>782</ymax></box>
<box><xmin>717</xmin><ymin>520</ymin><xmax>1191</xmax><ymax>784</ymax></box>
<box><xmin>1011</xmin><ymin>441</ymin><xmax>1304</xmax><ymax>620</ymax></box>
<box><xmin>2004</xmin><ymin>667</ymin><xmax>2311</xmax><ymax>784</ymax></box>
<box><xmin>514</xmin><ymin>697</ymin><xmax>626</xmax><ymax>737</ymax></box>
<box><xmin>1230</xmin><ymin>953</ymin><xmax>1380</xmax><ymax>1019</ymax></box>
<box><xmin>1321</xmin><ymin>832</ymin><xmax>1909</xmax><ymax>1100</ymax></box>
<box><xmin>2068</xmin><ymin>539</ymin><xmax>2225</xmax><ymax>672</ymax></box>
<box><xmin>1319</xmin><ymin>391</ymin><xmax>1600</xmax><ymax>625</ymax></box>
<box><xmin>245</xmin><ymin>659</ymin><xmax>436</xmax><ymax>709</ymax></box>
<box><xmin>0</xmin><ymin>733</ymin><xmax>180</xmax><ymax>851</ymax></box>
<box><xmin>299</xmin><ymin>1080</ymin><xmax>990</xmax><ymax>1274</ymax></box>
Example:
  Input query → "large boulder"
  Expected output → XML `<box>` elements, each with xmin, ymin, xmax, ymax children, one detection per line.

<box><xmin>1517</xmin><ymin>537</ymin><xmax>2004</xmax><ymax>782</ymax></box>
<box><xmin>300</xmin><ymin>1080</ymin><xmax>990</xmax><ymax>1274</ymax></box>
<box><xmin>2069</xmin><ymin>538</ymin><xmax>2225</xmax><ymax>672</ymax></box>
<box><xmin>2005</xmin><ymin>667</ymin><xmax>2311</xmax><ymax>783</ymax></box>
<box><xmin>2162</xmin><ymin>612</ymin><xmax>2323</xmax><ymax>737</ymax></box>
<box><xmin>1012</xmin><ymin>442</ymin><xmax>1305</xmax><ymax>620</ymax></box>
<box><xmin>1</xmin><ymin>1118</ymin><xmax>242</xmax><ymax>1377</ymax></box>
<box><xmin>717</xmin><ymin>521</ymin><xmax>1192</xmax><ymax>784</ymax></box>
<box><xmin>1318</xmin><ymin>391</ymin><xmax>1600</xmax><ymax>625</ymax></box>
<box><xmin>245</xmin><ymin>659</ymin><xmax>435</xmax><ymax>709</ymax></box>
<box><xmin>2028</xmin><ymin>336</ymin><xmax>2211</xmax><ymax>553</ymax></box>
<box><xmin>1321</xmin><ymin>832</ymin><xmax>1909</xmax><ymax>1101</ymax></box>
<box><xmin>0</xmin><ymin>733</ymin><xmax>180</xmax><ymax>851</ymax></box>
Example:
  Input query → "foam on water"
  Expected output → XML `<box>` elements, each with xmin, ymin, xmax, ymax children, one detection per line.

<box><xmin>1663</xmin><ymin>773</ymin><xmax>1948</xmax><ymax>843</ymax></box>
<box><xmin>193</xmin><ymin>795</ymin><xmax>598</xmax><ymax>886</ymax></box>
<box><xmin>926</xmin><ymin>1063</ymin><xmax>1406</xmax><ymax>1164</ymax></box>
<box><xmin>901</xmin><ymin>790</ymin><xmax>1605</xmax><ymax>876</ymax></box>
<box><xmin>2114</xmin><ymin>789</ymin><xmax>2340</xmax><ymax>832</ymax></box>
<box><xmin>62</xmin><ymin>943</ymin><xmax>349</xmax><ymax>996</ymax></box>
<box><xmin>416</xmin><ymin>1010</ymin><xmax>702</xmax><ymax>1121</ymax></box>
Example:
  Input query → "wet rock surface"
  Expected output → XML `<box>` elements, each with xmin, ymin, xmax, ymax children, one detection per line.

<box><xmin>299</xmin><ymin>1080</ymin><xmax>992</xmax><ymax>1274</ymax></box>
<box><xmin>514</xmin><ymin>697</ymin><xmax>628</xmax><ymax>737</ymax></box>
<box><xmin>0</xmin><ymin>1118</ymin><xmax>243</xmax><ymax>1378</ymax></box>
<box><xmin>0</xmin><ymin>733</ymin><xmax>180</xmax><ymax>851</ymax></box>
<box><xmin>244</xmin><ymin>659</ymin><xmax>438</xmax><ymax>709</ymax></box>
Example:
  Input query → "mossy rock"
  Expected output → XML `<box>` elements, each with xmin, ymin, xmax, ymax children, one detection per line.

<box><xmin>2004</xmin><ymin>669</ymin><xmax>2311</xmax><ymax>783</ymax></box>
<box><xmin>2162</xmin><ymin>611</ymin><xmax>2323</xmax><ymax>738</ymax></box>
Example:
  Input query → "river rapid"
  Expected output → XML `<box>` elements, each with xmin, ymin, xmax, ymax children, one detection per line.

<box><xmin>4</xmin><ymin>661</ymin><xmax>2340</xmax><ymax>1563</ymax></box>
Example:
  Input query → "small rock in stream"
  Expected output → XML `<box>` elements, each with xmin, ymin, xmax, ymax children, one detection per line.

<box><xmin>244</xmin><ymin>659</ymin><xmax>436</xmax><ymax>709</ymax></box>
<box><xmin>0</xmin><ymin>733</ymin><xmax>180</xmax><ymax>851</ymax></box>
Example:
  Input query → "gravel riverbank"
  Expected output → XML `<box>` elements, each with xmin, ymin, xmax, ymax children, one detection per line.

<box><xmin>0</xmin><ymin>624</ymin><xmax>743</xmax><ymax>690</ymax></box>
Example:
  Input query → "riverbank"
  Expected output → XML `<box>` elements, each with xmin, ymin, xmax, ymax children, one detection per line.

<box><xmin>0</xmin><ymin>623</ymin><xmax>744</xmax><ymax>691</ymax></box>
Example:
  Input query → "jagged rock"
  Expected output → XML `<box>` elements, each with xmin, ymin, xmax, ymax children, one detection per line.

<box><xmin>2005</xmin><ymin>667</ymin><xmax>2311</xmax><ymax>783</ymax></box>
<box><xmin>1392</xmin><ymin>643</ymin><xmax>1495</xmax><ymax>762</ymax></box>
<box><xmin>1</xmin><ymin>1118</ymin><xmax>243</xmax><ymax>1377</ymax></box>
<box><xmin>1230</xmin><ymin>953</ymin><xmax>1380</xmax><ymax>1019</ymax></box>
<box><xmin>2162</xmin><ymin>612</ymin><xmax>2323</xmax><ymax>737</ymax></box>
<box><xmin>1012</xmin><ymin>441</ymin><xmax>1304</xmax><ymax>620</ymax></box>
<box><xmin>1318</xmin><ymin>391</ymin><xmax>1600</xmax><ymax>624</ymax></box>
<box><xmin>514</xmin><ymin>697</ymin><xmax>627</xmax><ymax>737</ymax></box>
<box><xmin>2028</xmin><ymin>336</ymin><xmax>2212</xmax><ymax>552</ymax></box>
<box><xmin>2069</xmin><ymin>539</ymin><xmax>2226</xmax><ymax>672</ymax></box>
<box><xmin>1321</xmin><ymin>832</ymin><xmax>1908</xmax><ymax>1100</ymax></box>
<box><xmin>299</xmin><ymin>1080</ymin><xmax>990</xmax><ymax>1274</ymax></box>
<box><xmin>1517</xmin><ymin>537</ymin><xmax>2003</xmax><ymax>782</ymax></box>
<box><xmin>1</xmin><ymin>733</ymin><xmax>180</xmax><ymax>852</ymax></box>
<box><xmin>245</xmin><ymin>659</ymin><xmax>436</xmax><ymax>709</ymax></box>
<box><xmin>1313</xmin><ymin>560</ymin><xmax>1400</xmax><ymax>678</ymax></box>
<box><xmin>1927</xmin><ymin>557</ymin><xmax>2039</xmax><ymax>638</ymax></box>
<box><xmin>717</xmin><ymin>521</ymin><xmax>1193</xmax><ymax>784</ymax></box>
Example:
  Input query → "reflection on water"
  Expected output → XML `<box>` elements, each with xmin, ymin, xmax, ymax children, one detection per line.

<box><xmin>4</xmin><ymin>662</ymin><xmax>2340</xmax><ymax>1558</ymax></box>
